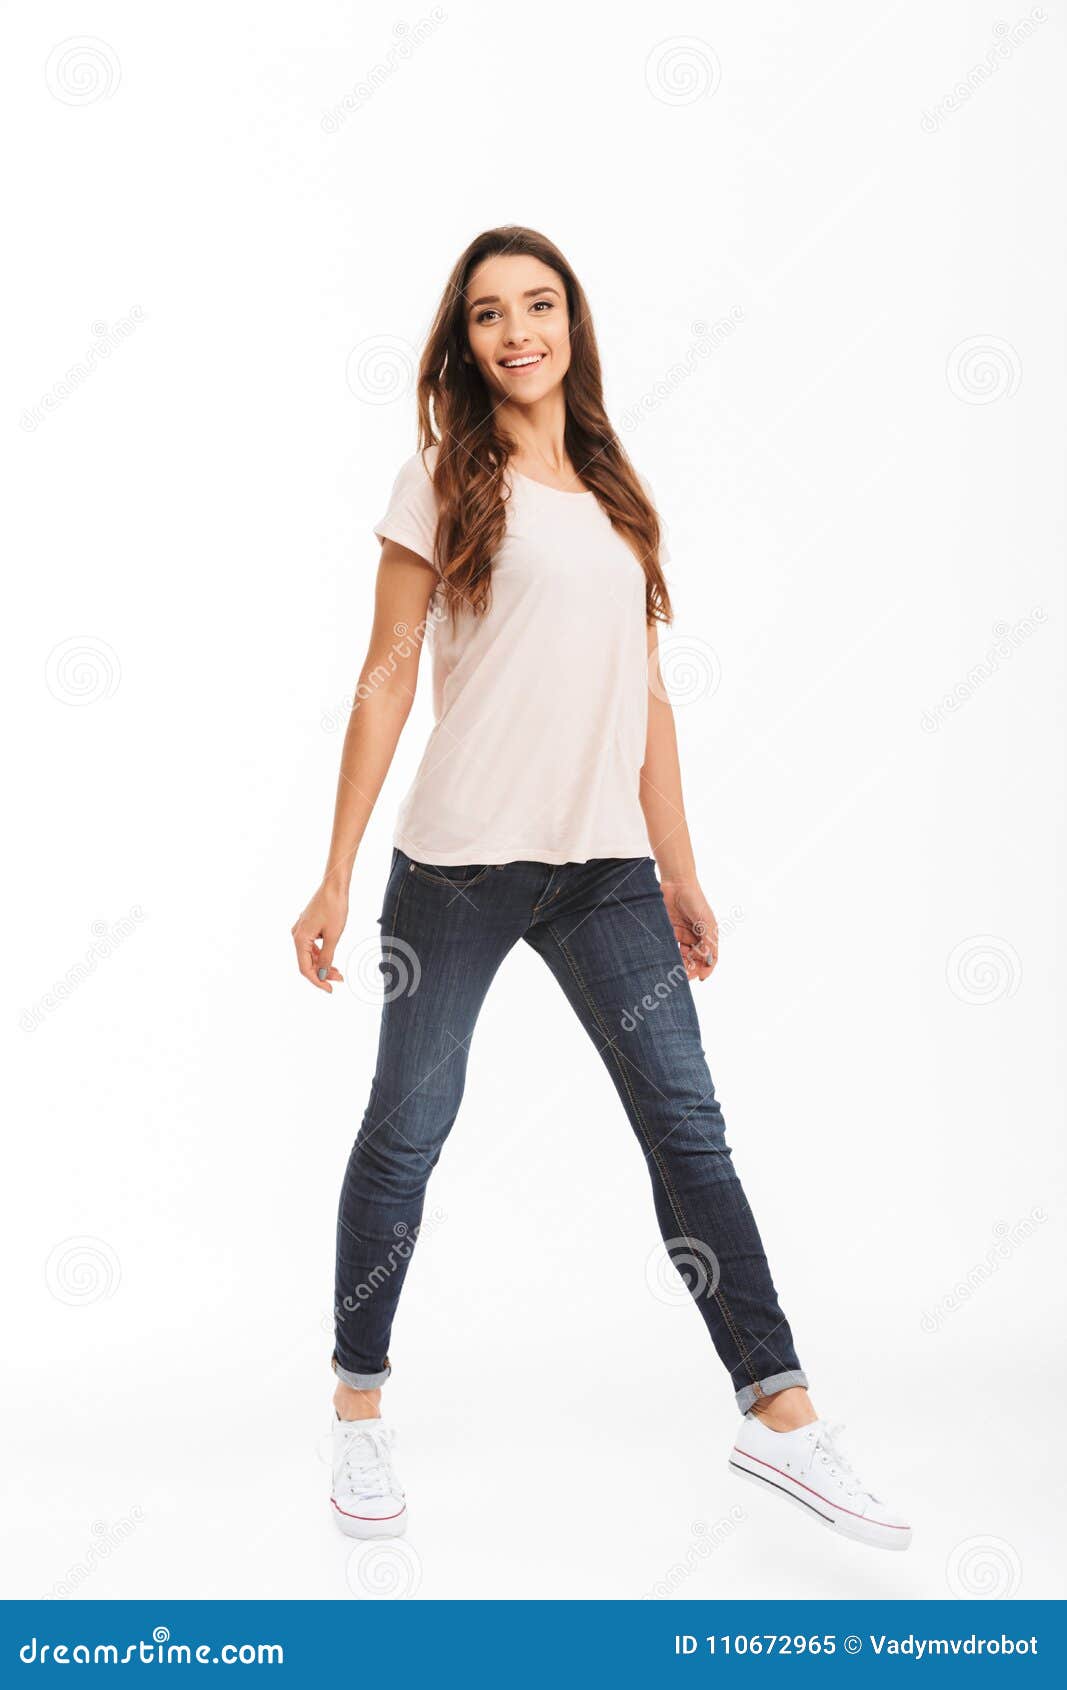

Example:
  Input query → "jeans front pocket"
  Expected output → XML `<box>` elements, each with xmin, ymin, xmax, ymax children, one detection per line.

<box><xmin>405</xmin><ymin>858</ymin><xmax>493</xmax><ymax>890</ymax></box>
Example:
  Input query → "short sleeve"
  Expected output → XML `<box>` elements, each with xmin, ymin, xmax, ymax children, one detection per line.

<box><xmin>373</xmin><ymin>449</ymin><xmax>439</xmax><ymax>571</ymax></box>
<box><xmin>638</xmin><ymin>472</ymin><xmax>671</xmax><ymax>566</ymax></box>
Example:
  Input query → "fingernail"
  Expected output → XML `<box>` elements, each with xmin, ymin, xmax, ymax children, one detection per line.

<box><xmin>317</xmin><ymin>966</ymin><xmax>328</xmax><ymax>980</ymax></box>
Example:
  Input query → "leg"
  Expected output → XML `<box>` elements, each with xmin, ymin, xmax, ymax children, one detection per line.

<box><xmin>333</xmin><ymin>850</ymin><xmax>523</xmax><ymax>1393</ymax></box>
<box><xmin>523</xmin><ymin>856</ymin><xmax>809</xmax><ymax>1414</ymax></box>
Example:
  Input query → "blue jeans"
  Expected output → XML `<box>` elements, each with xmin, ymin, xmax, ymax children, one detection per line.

<box><xmin>333</xmin><ymin>849</ymin><xmax>808</xmax><ymax>1413</ymax></box>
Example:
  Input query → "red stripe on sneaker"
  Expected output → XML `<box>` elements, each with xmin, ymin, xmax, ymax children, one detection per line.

<box><xmin>331</xmin><ymin>1499</ymin><xmax>406</xmax><ymax>1522</ymax></box>
<box><xmin>731</xmin><ymin>1446</ymin><xmax>909</xmax><ymax>1531</ymax></box>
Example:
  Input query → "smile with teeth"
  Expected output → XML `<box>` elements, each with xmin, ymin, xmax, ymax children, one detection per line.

<box><xmin>500</xmin><ymin>353</ymin><xmax>546</xmax><ymax>371</ymax></box>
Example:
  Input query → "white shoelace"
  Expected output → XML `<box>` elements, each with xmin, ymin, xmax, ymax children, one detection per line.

<box><xmin>336</xmin><ymin>1422</ymin><xmax>400</xmax><ymax>1502</ymax></box>
<box><xmin>811</xmin><ymin>1421</ymin><xmax>873</xmax><ymax>1501</ymax></box>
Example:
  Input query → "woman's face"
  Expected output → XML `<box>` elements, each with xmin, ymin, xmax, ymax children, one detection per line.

<box><xmin>464</xmin><ymin>253</ymin><xmax>571</xmax><ymax>405</ymax></box>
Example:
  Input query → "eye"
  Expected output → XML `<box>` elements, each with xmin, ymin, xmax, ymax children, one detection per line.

<box><xmin>530</xmin><ymin>300</ymin><xmax>553</xmax><ymax>312</ymax></box>
<box><xmin>475</xmin><ymin>308</ymin><xmax>500</xmax><ymax>324</ymax></box>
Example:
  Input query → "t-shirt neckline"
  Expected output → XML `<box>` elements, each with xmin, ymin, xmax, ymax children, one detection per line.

<box><xmin>509</xmin><ymin>467</ymin><xmax>596</xmax><ymax>499</ymax></box>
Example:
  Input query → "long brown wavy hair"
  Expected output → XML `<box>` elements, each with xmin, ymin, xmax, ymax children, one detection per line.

<box><xmin>414</xmin><ymin>225</ymin><xmax>672</xmax><ymax>629</ymax></box>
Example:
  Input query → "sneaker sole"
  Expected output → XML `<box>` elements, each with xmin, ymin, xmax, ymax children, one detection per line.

<box><xmin>330</xmin><ymin>1499</ymin><xmax>408</xmax><ymax>1539</ymax></box>
<box><xmin>728</xmin><ymin>1455</ymin><xmax>911</xmax><ymax>1552</ymax></box>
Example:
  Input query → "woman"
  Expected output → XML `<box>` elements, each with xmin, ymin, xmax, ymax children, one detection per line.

<box><xmin>292</xmin><ymin>226</ymin><xmax>911</xmax><ymax>1554</ymax></box>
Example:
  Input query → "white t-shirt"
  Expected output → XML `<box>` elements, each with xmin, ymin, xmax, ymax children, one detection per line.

<box><xmin>372</xmin><ymin>445</ymin><xmax>669</xmax><ymax>866</ymax></box>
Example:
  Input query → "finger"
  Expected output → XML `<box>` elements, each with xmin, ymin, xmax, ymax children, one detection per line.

<box><xmin>294</xmin><ymin>928</ymin><xmax>331</xmax><ymax>991</ymax></box>
<box><xmin>691</xmin><ymin>922</ymin><xmax>718</xmax><ymax>965</ymax></box>
<box><xmin>314</xmin><ymin>937</ymin><xmax>345</xmax><ymax>989</ymax></box>
<box><xmin>680</xmin><ymin>941</ymin><xmax>713</xmax><ymax>980</ymax></box>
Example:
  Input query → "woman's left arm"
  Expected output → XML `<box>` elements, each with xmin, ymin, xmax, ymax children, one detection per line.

<box><xmin>640</xmin><ymin>621</ymin><xmax>718</xmax><ymax>981</ymax></box>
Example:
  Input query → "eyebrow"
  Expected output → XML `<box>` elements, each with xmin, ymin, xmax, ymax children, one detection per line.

<box><xmin>467</xmin><ymin>285</ymin><xmax>561</xmax><ymax>310</ymax></box>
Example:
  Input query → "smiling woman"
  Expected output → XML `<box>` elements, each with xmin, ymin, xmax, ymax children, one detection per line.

<box><xmin>290</xmin><ymin>223</ymin><xmax>912</xmax><ymax>1556</ymax></box>
<box><xmin>412</xmin><ymin>230</ymin><xmax>672</xmax><ymax>618</ymax></box>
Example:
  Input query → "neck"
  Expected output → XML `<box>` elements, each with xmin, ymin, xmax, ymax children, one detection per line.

<box><xmin>499</xmin><ymin>389</ymin><xmax>569</xmax><ymax>470</ymax></box>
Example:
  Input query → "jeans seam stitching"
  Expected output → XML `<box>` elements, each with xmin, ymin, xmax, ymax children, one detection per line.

<box><xmin>546</xmin><ymin>919</ymin><xmax>759</xmax><ymax>1390</ymax></box>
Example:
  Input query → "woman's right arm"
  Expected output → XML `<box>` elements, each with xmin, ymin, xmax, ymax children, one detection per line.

<box><xmin>291</xmin><ymin>540</ymin><xmax>438</xmax><ymax>992</ymax></box>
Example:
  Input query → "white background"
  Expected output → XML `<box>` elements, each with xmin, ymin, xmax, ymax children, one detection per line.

<box><xmin>3</xmin><ymin>0</ymin><xmax>1064</xmax><ymax>1603</ymax></box>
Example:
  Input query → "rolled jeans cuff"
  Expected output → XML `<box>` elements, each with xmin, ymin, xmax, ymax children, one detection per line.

<box><xmin>332</xmin><ymin>1351</ymin><xmax>391</xmax><ymax>1390</ymax></box>
<box><xmin>735</xmin><ymin>1368</ymin><xmax>809</xmax><ymax>1415</ymax></box>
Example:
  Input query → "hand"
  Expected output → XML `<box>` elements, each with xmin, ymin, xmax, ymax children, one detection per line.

<box><xmin>659</xmin><ymin>878</ymin><xmax>718</xmax><ymax>982</ymax></box>
<box><xmin>291</xmin><ymin>882</ymin><xmax>349</xmax><ymax>993</ymax></box>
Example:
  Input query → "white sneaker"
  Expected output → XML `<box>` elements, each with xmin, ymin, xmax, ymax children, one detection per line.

<box><xmin>330</xmin><ymin>1416</ymin><xmax>407</xmax><ymax>1538</ymax></box>
<box><xmin>729</xmin><ymin>1414</ymin><xmax>912</xmax><ymax>1551</ymax></box>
